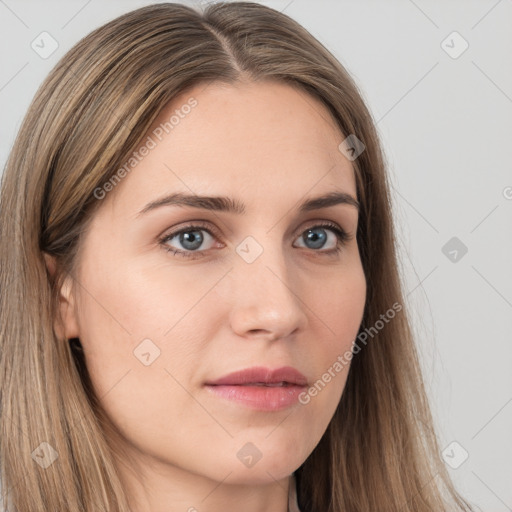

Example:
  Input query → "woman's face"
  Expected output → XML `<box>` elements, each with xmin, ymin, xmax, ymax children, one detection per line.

<box><xmin>59</xmin><ymin>80</ymin><xmax>366</xmax><ymax>491</ymax></box>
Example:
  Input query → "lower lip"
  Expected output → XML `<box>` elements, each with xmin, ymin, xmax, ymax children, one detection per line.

<box><xmin>204</xmin><ymin>384</ymin><xmax>307</xmax><ymax>411</ymax></box>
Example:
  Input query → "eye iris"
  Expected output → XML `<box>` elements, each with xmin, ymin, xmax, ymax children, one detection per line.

<box><xmin>180</xmin><ymin>231</ymin><xmax>203</xmax><ymax>250</ymax></box>
<box><xmin>304</xmin><ymin>228</ymin><xmax>327</xmax><ymax>249</ymax></box>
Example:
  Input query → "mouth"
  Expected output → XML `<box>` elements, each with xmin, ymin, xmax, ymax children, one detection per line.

<box><xmin>204</xmin><ymin>366</ymin><xmax>308</xmax><ymax>411</ymax></box>
<box><xmin>204</xmin><ymin>365</ymin><xmax>308</xmax><ymax>387</ymax></box>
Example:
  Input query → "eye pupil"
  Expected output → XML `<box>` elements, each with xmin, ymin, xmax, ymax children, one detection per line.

<box><xmin>304</xmin><ymin>228</ymin><xmax>327</xmax><ymax>249</ymax></box>
<box><xmin>180</xmin><ymin>231</ymin><xmax>203</xmax><ymax>250</ymax></box>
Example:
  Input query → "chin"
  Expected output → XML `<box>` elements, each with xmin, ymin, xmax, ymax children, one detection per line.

<box><xmin>215</xmin><ymin>442</ymin><xmax>307</xmax><ymax>484</ymax></box>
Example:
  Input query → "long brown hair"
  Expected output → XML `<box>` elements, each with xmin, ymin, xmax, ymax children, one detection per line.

<box><xmin>0</xmin><ymin>2</ymin><xmax>475</xmax><ymax>511</ymax></box>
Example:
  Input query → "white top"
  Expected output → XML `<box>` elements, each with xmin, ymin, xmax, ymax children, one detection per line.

<box><xmin>288</xmin><ymin>473</ymin><xmax>302</xmax><ymax>512</ymax></box>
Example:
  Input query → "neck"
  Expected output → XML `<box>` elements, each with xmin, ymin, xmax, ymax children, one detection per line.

<box><xmin>116</xmin><ymin>452</ymin><xmax>293</xmax><ymax>512</ymax></box>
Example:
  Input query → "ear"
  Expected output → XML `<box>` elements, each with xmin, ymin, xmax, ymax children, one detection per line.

<box><xmin>43</xmin><ymin>252</ymin><xmax>80</xmax><ymax>340</ymax></box>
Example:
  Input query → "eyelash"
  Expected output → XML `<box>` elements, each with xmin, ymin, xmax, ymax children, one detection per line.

<box><xmin>158</xmin><ymin>220</ymin><xmax>353</xmax><ymax>260</ymax></box>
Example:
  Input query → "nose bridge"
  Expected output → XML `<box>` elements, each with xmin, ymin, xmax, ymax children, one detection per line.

<box><xmin>227</xmin><ymin>232</ymin><xmax>308</xmax><ymax>340</ymax></box>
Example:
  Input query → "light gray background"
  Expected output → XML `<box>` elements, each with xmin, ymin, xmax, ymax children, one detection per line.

<box><xmin>1</xmin><ymin>1</ymin><xmax>511</xmax><ymax>510</ymax></box>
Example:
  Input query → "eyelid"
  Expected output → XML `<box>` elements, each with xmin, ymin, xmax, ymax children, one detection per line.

<box><xmin>159</xmin><ymin>218</ymin><xmax>351</xmax><ymax>241</ymax></box>
<box><xmin>159</xmin><ymin>219</ymin><xmax>223</xmax><ymax>243</ymax></box>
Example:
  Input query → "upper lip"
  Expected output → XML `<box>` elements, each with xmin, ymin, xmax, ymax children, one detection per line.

<box><xmin>205</xmin><ymin>366</ymin><xmax>308</xmax><ymax>386</ymax></box>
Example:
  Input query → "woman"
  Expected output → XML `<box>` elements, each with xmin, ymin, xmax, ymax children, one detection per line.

<box><xmin>0</xmin><ymin>2</ymin><xmax>475</xmax><ymax>511</ymax></box>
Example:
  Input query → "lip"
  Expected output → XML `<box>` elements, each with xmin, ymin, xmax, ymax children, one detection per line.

<box><xmin>204</xmin><ymin>366</ymin><xmax>308</xmax><ymax>411</ymax></box>
<box><xmin>205</xmin><ymin>366</ymin><xmax>308</xmax><ymax>386</ymax></box>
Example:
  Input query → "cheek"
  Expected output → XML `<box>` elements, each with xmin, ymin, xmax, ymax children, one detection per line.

<box><xmin>76</xmin><ymin>244</ymin><xmax>228</xmax><ymax>347</ymax></box>
<box><xmin>73</xmin><ymin>260</ymin><xmax>215</xmax><ymax>464</ymax></box>
<box><xmin>306</xmin><ymin>260</ymin><xmax>366</xmax><ymax>348</ymax></box>
<box><xmin>72</xmin><ymin>250</ymin><xmax>227</xmax><ymax>427</ymax></box>
<box><xmin>297</xmin><ymin>262</ymin><xmax>366</xmax><ymax>406</ymax></box>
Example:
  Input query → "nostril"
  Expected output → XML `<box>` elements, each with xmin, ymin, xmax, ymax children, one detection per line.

<box><xmin>248</xmin><ymin>330</ymin><xmax>279</xmax><ymax>341</ymax></box>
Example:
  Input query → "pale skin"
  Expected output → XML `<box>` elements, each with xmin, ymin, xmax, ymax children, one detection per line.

<box><xmin>46</xmin><ymin>80</ymin><xmax>367</xmax><ymax>512</ymax></box>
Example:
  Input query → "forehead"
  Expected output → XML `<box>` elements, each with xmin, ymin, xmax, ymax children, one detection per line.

<box><xmin>105</xmin><ymin>80</ymin><xmax>356</xmax><ymax>216</ymax></box>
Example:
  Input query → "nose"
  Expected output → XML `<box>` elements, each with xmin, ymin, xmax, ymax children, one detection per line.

<box><xmin>227</xmin><ymin>241</ymin><xmax>309</xmax><ymax>342</ymax></box>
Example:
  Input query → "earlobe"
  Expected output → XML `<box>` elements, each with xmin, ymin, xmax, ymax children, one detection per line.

<box><xmin>43</xmin><ymin>252</ymin><xmax>57</xmax><ymax>278</ymax></box>
<box><xmin>43</xmin><ymin>252</ymin><xmax>80</xmax><ymax>340</ymax></box>
<box><xmin>59</xmin><ymin>276</ymin><xmax>80</xmax><ymax>340</ymax></box>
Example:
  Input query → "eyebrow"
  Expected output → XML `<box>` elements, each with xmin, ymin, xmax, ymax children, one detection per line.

<box><xmin>136</xmin><ymin>190</ymin><xmax>360</xmax><ymax>218</ymax></box>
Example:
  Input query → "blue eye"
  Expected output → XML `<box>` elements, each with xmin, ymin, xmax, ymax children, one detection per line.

<box><xmin>295</xmin><ymin>225</ymin><xmax>349</xmax><ymax>251</ymax></box>
<box><xmin>159</xmin><ymin>221</ymin><xmax>352</xmax><ymax>259</ymax></box>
